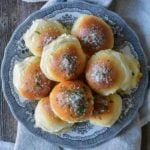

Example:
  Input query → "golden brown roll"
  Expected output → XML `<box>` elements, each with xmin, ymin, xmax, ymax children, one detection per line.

<box><xmin>71</xmin><ymin>15</ymin><xmax>114</xmax><ymax>56</ymax></box>
<box><xmin>90</xmin><ymin>93</ymin><xmax>122</xmax><ymax>127</ymax></box>
<box><xmin>85</xmin><ymin>49</ymin><xmax>132</xmax><ymax>95</ymax></box>
<box><xmin>35</xmin><ymin>97</ymin><xmax>73</xmax><ymax>133</ymax></box>
<box><xmin>50</xmin><ymin>81</ymin><xmax>94</xmax><ymax>123</ymax></box>
<box><xmin>123</xmin><ymin>54</ymin><xmax>142</xmax><ymax>93</ymax></box>
<box><xmin>23</xmin><ymin>19</ymin><xmax>66</xmax><ymax>56</ymax></box>
<box><xmin>13</xmin><ymin>56</ymin><xmax>53</xmax><ymax>100</ymax></box>
<box><xmin>40</xmin><ymin>34</ymin><xmax>86</xmax><ymax>82</ymax></box>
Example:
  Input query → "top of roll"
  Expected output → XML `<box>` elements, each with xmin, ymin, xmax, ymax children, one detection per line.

<box><xmin>40</xmin><ymin>34</ymin><xmax>86</xmax><ymax>82</ymax></box>
<box><xmin>85</xmin><ymin>49</ymin><xmax>132</xmax><ymax>95</ymax></box>
<box><xmin>71</xmin><ymin>15</ymin><xmax>114</xmax><ymax>56</ymax></box>
<box><xmin>13</xmin><ymin>56</ymin><xmax>54</xmax><ymax>99</ymax></box>
<box><xmin>23</xmin><ymin>19</ymin><xmax>66</xmax><ymax>56</ymax></box>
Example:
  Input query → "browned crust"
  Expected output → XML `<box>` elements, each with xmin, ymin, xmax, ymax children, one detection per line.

<box><xmin>39</xmin><ymin>97</ymin><xmax>67</xmax><ymax>124</ymax></box>
<box><xmin>49</xmin><ymin>43</ymin><xmax>86</xmax><ymax>81</ymax></box>
<box><xmin>92</xmin><ymin>94</ymin><xmax>114</xmax><ymax>118</ymax></box>
<box><xmin>72</xmin><ymin>15</ymin><xmax>114</xmax><ymax>56</ymax></box>
<box><xmin>86</xmin><ymin>55</ymin><xmax>124</xmax><ymax>93</ymax></box>
<box><xmin>50</xmin><ymin>81</ymin><xmax>94</xmax><ymax>122</ymax></box>
<box><xmin>35</xmin><ymin>29</ymin><xmax>63</xmax><ymax>56</ymax></box>
<box><xmin>20</xmin><ymin>59</ymin><xmax>53</xmax><ymax>99</ymax></box>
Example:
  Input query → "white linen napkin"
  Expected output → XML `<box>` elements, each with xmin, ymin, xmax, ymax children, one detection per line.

<box><xmin>13</xmin><ymin>117</ymin><xmax>141</xmax><ymax>150</ymax></box>
<box><xmin>0</xmin><ymin>141</ymin><xmax>14</xmax><ymax>150</ymax></box>
<box><xmin>1</xmin><ymin>0</ymin><xmax>150</xmax><ymax>149</ymax></box>
<box><xmin>22</xmin><ymin>0</ymin><xmax>113</xmax><ymax>8</ymax></box>
<box><xmin>114</xmin><ymin>0</ymin><xmax>150</xmax><ymax>127</ymax></box>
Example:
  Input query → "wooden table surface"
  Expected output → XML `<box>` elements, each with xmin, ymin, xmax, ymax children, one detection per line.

<box><xmin>0</xmin><ymin>0</ymin><xmax>149</xmax><ymax>149</ymax></box>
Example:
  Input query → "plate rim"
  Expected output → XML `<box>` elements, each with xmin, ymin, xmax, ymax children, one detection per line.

<box><xmin>1</xmin><ymin>1</ymin><xmax>149</xmax><ymax>149</ymax></box>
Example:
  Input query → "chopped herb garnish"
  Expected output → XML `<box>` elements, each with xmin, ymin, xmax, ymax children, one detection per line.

<box><xmin>77</xmin><ymin>104</ymin><xmax>86</xmax><ymax>116</ymax></box>
<box><xmin>64</xmin><ymin>88</ymin><xmax>87</xmax><ymax>116</ymax></box>
<box><xmin>35</xmin><ymin>31</ymin><xmax>41</xmax><ymax>35</ymax></box>
<box><xmin>34</xmin><ymin>81</ymin><xmax>42</xmax><ymax>88</ymax></box>
<box><xmin>34</xmin><ymin>74</ymin><xmax>42</xmax><ymax>88</ymax></box>
<box><xmin>132</xmin><ymin>72</ymin><xmax>135</xmax><ymax>76</ymax></box>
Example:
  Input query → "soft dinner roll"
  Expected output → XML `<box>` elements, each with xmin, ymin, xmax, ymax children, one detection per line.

<box><xmin>50</xmin><ymin>81</ymin><xmax>94</xmax><ymax>123</ymax></box>
<box><xmin>85</xmin><ymin>49</ymin><xmax>132</xmax><ymax>95</ymax></box>
<box><xmin>40</xmin><ymin>34</ymin><xmax>86</xmax><ymax>82</ymax></box>
<box><xmin>90</xmin><ymin>93</ymin><xmax>122</xmax><ymax>127</ymax></box>
<box><xmin>71</xmin><ymin>15</ymin><xmax>114</xmax><ymax>56</ymax></box>
<box><xmin>13</xmin><ymin>56</ymin><xmax>53</xmax><ymax>100</ymax></box>
<box><xmin>123</xmin><ymin>54</ymin><xmax>142</xmax><ymax>93</ymax></box>
<box><xmin>23</xmin><ymin>19</ymin><xmax>66</xmax><ymax>56</ymax></box>
<box><xmin>35</xmin><ymin>97</ymin><xmax>73</xmax><ymax>133</ymax></box>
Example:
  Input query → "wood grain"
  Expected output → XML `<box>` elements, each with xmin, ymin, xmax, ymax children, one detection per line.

<box><xmin>0</xmin><ymin>0</ymin><xmax>43</xmax><ymax>142</ymax></box>
<box><xmin>0</xmin><ymin>0</ymin><xmax>149</xmax><ymax>150</ymax></box>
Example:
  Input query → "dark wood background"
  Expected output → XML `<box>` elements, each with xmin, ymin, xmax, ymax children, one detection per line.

<box><xmin>0</xmin><ymin>0</ymin><xmax>149</xmax><ymax>149</ymax></box>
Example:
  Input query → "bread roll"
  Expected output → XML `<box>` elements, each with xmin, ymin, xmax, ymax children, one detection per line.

<box><xmin>90</xmin><ymin>93</ymin><xmax>122</xmax><ymax>127</ymax></box>
<box><xmin>71</xmin><ymin>15</ymin><xmax>114</xmax><ymax>56</ymax></box>
<box><xmin>40</xmin><ymin>34</ymin><xmax>86</xmax><ymax>82</ymax></box>
<box><xmin>123</xmin><ymin>54</ymin><xmax>142</xmax><ymax>93</ymax></box>
<box><xmin>85</xmin><ymin>49</ymin><xmax>132</xmax><ymax>95</ymax></box>
<box><xmin>23</xmin><ymin>19</ymin><xmax>66</xmax><ymax>56</ymax></box>
<box><xmin>35</xmin><ymin>97</ymin><xmax>73</xmax><ymax>133</ymax></box>
<box><xmin>13</xmin><ymin>56</ymin><xmax>53</xmax><ymax>100</ymax></box>
<box><xmin>50</xmin><ymin>81</ymin><xmax>94</xmax><ymax>123</ymax></box>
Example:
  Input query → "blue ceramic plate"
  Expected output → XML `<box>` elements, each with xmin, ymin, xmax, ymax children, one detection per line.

<box><xmin>1</xmin><ymin>2</ymin><xmax>148</xmax><ymax>149</ymax></box>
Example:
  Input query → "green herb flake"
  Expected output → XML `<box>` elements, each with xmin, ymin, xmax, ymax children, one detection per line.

<box><xmin>34</xmin><ymin>74</ymin><xmax>42</xmax><ymax>88</ymax></box>
<box><xmin>77</xmin><ymin>104</ymin><xmax>86</xmax><ymax>116</ymax></box>
<box><xmin>35</xmin><ymin>31</ymin><xmax>41</xmax><ymax>35</ymax></box>
<box><xmin>34</xmin><ymin>81</ymin><xmax>42</xmax><ymax>88</ymax></box>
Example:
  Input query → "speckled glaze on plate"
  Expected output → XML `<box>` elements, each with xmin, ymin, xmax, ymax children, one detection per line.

<box><xmin>1</xmin><ymin>2</ymin><xmax>148</xmax><ymax>149</ymax></box>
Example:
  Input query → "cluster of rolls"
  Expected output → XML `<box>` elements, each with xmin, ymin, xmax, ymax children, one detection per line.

<box><xmin>13</xmin><ymin>15</ymin><xmax>142</xmax><ymax>133</ymax></box>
